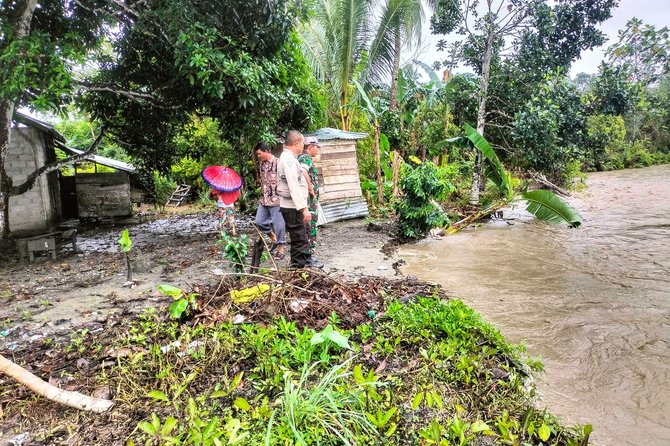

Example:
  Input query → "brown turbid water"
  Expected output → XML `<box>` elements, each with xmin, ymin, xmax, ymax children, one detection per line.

<box><xmin>399</xmin><ymin>164</ymin><xmax>670</xmax><ymax>445</ymax></box>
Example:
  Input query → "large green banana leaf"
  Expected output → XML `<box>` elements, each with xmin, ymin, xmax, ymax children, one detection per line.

<box><xmin>414</xmin><ymin>60</ymin><xmax>442</xmax><ymax>88</ymax></box>
<box><xmin>353</xmin><ymin>79</ymin><xmax>376</xmax><ymax>117</ymax></box>
<box><xmin>463</xmin><ymin>124</ymin><xmax>514</xmax><ymax>201</ymax></box>
<box><xmin>522</xmin><ymin>189</ymin><xmax>582</xmax><ymax>227</ymax></box>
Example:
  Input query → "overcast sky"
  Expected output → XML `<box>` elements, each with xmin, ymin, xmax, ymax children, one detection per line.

<box><xmin>413</xmin><ymin>0</ymin><xmax>670</xmax><ymax>77</ymax></box>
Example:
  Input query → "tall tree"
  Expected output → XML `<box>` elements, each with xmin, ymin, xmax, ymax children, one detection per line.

<box><xmin>0</xmin><ymin>0</ymin><xmax>107</xmax><ymax>241</ymax></box>
<box><xmin>368</xmin><ymin>0</ymin><xmax>425</xmax><ymax>111</ymax></box>
<box><xmin>300</xmin><ymin>0</ymin><xmax>428</xmax><ymax>128</ymax></box>
<box><xmin>300</xmin><ymin>0</ymin><xmax>374</xmax><ymax>130</ymax></box>
<box><xmin>432</xmin><ymin>0</ymin><xmax>530</xmax><ymax>204</ymax></box>
<box><xmin>431</xmin><ymin>0</ymin><xmax>617</xmax><ymax>203</ymax></box>
<box><xmin>605</xmin><ymin>18</ymin><xmax>670</xmax><ymax>86</ymax></box>
<box><xmin>82</xmin><ymin>0</ymin><xmax>320</xmax><ymax>172</ymax></box>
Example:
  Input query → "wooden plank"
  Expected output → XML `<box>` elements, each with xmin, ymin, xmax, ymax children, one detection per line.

<box><xmin>322</xmin><ymin>183</ymin><xmax>363</xmax><ymax>194</ymax></box>
<box><xmin>319</xmin><ymin>148</ymin><xmax>356</xmax><ymax>157</ymax></box>
<box><xmin>320</xmin><ymin>151</ymin><xmax>357</xmax><ymax>161</ymax></box>
<box><xmin>319</xmin><ymin>159</ymin><xmax>359</xmax><ymax>170</ymax></box>
<box><xmin>319</xmin><ymin>165</ymin><xmax>359</xmax><ymax>173</ymax></box>
<box><xmin>319</xmin><ymin>142</ymin><xmax>357</xmax><ymax>150</ymax></box>
<box><xmin>318</xmin><ymin>163</ymin><xmax>359</xmax><ymax>172</ymax></box>
<box><xmin>322</xmin><ymin>174</ymin><xmax>361</xmax><ymax>185</ymax></box>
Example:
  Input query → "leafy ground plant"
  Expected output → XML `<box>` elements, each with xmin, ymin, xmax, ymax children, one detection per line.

<box><xmin>158</xmin><ymin>284</ymin><xmax>199</xmax><ymax>319</ymax></box>
<box><xmin>218</xmin><ymin>232</ymin><xmax>250</xmax><ymax>273</ymax></box>
<box><xmin>117</xmin><ymin>228</ymin><xmax>133</xmax><ymax>284</ymax></box>
<box><xmin>395</xmin><ymin>161</ymin><xmax>454</xmax><ymax>238</ymax></box>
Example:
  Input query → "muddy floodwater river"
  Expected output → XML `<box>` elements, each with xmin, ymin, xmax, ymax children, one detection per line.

<box><xmin>398</xmin><ymin>165</ymin><xmax>670</xmax><ymax>445</ymax></box>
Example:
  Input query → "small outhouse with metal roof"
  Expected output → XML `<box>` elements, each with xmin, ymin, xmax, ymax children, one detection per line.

<box><xmin>306</xmin><ymin>128</ymin><xmax>369</xmax><ymax>223</ymax></box>
<box><xmin>8</xmin><ymin>112</ymin><xmax>136</xmax><ymax>236</ymax></box>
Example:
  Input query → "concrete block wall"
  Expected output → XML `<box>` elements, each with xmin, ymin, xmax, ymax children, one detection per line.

<box><xmin>76</xmin><ymin>172</ymin><xmax>132</xmax><ymax>218</ymax></box>
<box><xmin>5</xmin><ymin>127</ymin><xmax>56</xmax><ymax>235</ymax></box>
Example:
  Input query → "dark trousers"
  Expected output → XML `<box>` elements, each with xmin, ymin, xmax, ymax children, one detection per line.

<box><xmin>280</xmin><ymin>207</ymin><xmax>309</xmax><ymax>268</ymax></box>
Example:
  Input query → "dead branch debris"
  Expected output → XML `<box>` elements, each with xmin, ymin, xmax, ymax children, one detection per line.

<box><xmin>193</xmin><ymin>269</ymin><xmax>446</xmax><ymax>330</ymax></box>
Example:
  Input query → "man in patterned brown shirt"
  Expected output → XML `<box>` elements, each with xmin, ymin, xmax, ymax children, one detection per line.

<box><xmin>254</xmin><ymin>142</ymin><xmax>286</xmax><ymax>259</ymax></box>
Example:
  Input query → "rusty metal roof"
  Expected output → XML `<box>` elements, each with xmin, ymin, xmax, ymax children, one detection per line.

<box><xmin>307</xmin><ymin>128</ymin><xmax>369</xmax><ymax>141</ymax></box>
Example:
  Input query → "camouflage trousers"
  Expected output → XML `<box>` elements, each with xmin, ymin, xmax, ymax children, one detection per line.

<box><xmin>305</xmin><ymin>197</ymin><xmax>318</xmax><ymax>255</ymax></box>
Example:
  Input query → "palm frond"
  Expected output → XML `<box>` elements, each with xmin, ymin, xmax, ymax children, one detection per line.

<box><xmin>338</xmin><ymin>0</ymin><xmax>372</xmax><ymax>94</ymax></box>
<box><xmin>367</xmin><ymin>0</ymin><xmax>425</xmax><ymax>85</ymax></box>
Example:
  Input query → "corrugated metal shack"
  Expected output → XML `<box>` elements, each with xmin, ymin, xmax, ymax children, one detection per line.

<box><xmin>306</xmin><ymin>128</ymin><xmax>369</xmax><ymax>223</ymax></box>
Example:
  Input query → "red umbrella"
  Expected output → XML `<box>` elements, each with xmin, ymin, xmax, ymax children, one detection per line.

<box><xmin>201</xmin><ymin>166</ymin><xmax>242</xmax><ymax>192</ymax></box>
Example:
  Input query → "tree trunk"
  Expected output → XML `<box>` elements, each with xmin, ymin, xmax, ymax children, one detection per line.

<box><xmin>341</xmin><ymin>90</ymin><xmax>349</xmax><ymax>131</ymax></box>
<box><xmin>0</xmin><ymin>99</ymin><xmax>13</xmax><ymax>241</ymax></box>
<box><xmin>470</xmin><ymin>26</ymin><xmax>495</xmax><ymax>205</ymax></box>
<box><xmin>0</xmin><ymin>0</ymin><xmax>39</xmax><ymax>241</ymax></box>
<box><xmin>125</xmin><ymin>253</ymin><xmax>133</xmax><ymax>283</ymax></box>
<box><xmin>447</xmin><ymin>201</ymin><xmax>505</xmax><ymax>235</ymax></box>
<box><xmin>373</xmin><ymin>120</ymin><xmax>384</xmax><ymax>204</ymax></box>
<box><xmin>389</xmin><ymin>26</ymin><xmax>402</xmax><ymax>112</ymax></box>
<box><xmin>0</xmin><ymin>354</ymin><xmax>114</xmax><ymax>413</ymax></box>
<box><xmin>391</xmin><ymin>150</ymin><xmax>401</xmax><ymax>198</ymax></box>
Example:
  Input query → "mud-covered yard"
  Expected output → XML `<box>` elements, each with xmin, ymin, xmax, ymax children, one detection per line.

<box><xmin>0</xmin><ymin>211</ymin><xmax>397</xmax><ymax>352</ymax></box>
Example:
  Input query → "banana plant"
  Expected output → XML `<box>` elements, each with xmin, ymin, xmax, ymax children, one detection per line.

<box><xmin>354</xmin><ymin>79</ymin><xmax>385</xmax><ymax>204</ymax></box>
<box><xmin>446</xmin><ymin>124</ymin><xmax>581</xmax><ymax>234</ymax></box>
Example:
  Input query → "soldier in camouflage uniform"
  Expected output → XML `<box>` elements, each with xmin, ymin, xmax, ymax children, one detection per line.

<box><xmin>299</xmin><ymin>136</ymin><xmax>321</xmax><ymax>262</ymax></box>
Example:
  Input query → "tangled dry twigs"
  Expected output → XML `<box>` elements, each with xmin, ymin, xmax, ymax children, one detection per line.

<box><xmin>192</xmin><ymin>269</ymin><xmax>446</xmax><ymax>330</ymax></box>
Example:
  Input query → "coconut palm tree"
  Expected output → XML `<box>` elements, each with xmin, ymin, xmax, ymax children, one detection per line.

<box><xmin>368</xmin><ymin>0</ymin><xmax>425</xmax><ymax>111</ymax></box>
<box><xmin>300</xmin><ymin>0</ymin><xmax>373</xmax><ymax>130</ymax></box>
<box><xmin>299</xmin><ymin>0</ymin><xmax>428</xmax><ymax>129</ymax></box>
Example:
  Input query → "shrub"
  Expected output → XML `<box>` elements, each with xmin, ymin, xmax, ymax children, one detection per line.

<box><xmin>562</xmin><ymin>160</ymin><xmax>588</xmax><ymax>191</ymax></box>
<box><xmin>623</xmin><ymin>140</ymin><xmax>654</xmax><ymax>168</ymax></box>
<box><xmin>396</xmin><ymin>161</ymin><xmax>454</xmax><ymax>238</ymax></box>
<box><xmin>153</xmin><ymin>172</ymin><xmax>177</xmax><ymax>212</ymax></box>
<box><xmin>586</xmin><ymin>114</ymin><xmax>626</xmax><ymax>171</ymax></box>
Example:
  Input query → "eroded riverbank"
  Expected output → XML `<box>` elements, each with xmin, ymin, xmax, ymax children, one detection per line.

<box><xmin>399</xmin><ymin>164</ymin><xmax>670</xmax><ymax>445</ymax></box>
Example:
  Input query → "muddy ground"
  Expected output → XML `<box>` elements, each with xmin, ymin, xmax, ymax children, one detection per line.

<box><xmin>0</xmin><ymin>209</ymin><xmax>399</xmax><ymax>353</ymax></box>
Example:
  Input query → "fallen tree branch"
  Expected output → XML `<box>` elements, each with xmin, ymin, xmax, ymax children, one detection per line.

<box><xmin>9</xmin><ymin>127</ymin><xmax>106</xmax><ymax>196</ymax></box>
<box><xmin>529</xmin><ymin>171</ymin><xmax>571</xmax><ymax>197</ymax></box>
<box><xmin>0</xmin><ymin>354</ymin><xmax>114</xmax><ymax>413</ymax></box>
<box><xmin>447</xmin><ymin>202</ymin><xmax>506</xmax><ymax>235</ymax></box>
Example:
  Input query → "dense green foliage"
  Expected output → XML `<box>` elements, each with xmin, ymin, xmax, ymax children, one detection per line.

<box><xmin>396</xmin><ymin>161</ymin><xmax>453</xmax><ymax>238</ymax></box>
<box><xmin>512</xmin><ymin>73</ymin><xmax>586</xmax><ymax>176</ymax></box>
<box><xmin>82</xmin><ymin>3</ymin><xmax>322</xmax><ymax>172</ymax></box>
<box><xmin>3</xmin><ymin>0</ymin><xmax>668</xmax><ymax>240</ymax></box>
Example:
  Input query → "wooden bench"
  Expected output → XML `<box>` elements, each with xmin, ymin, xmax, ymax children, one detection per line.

<box><xmin>17</xmin><ymin>229</ymin><xmax>78</xmax><ymax>262</ymax></box>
